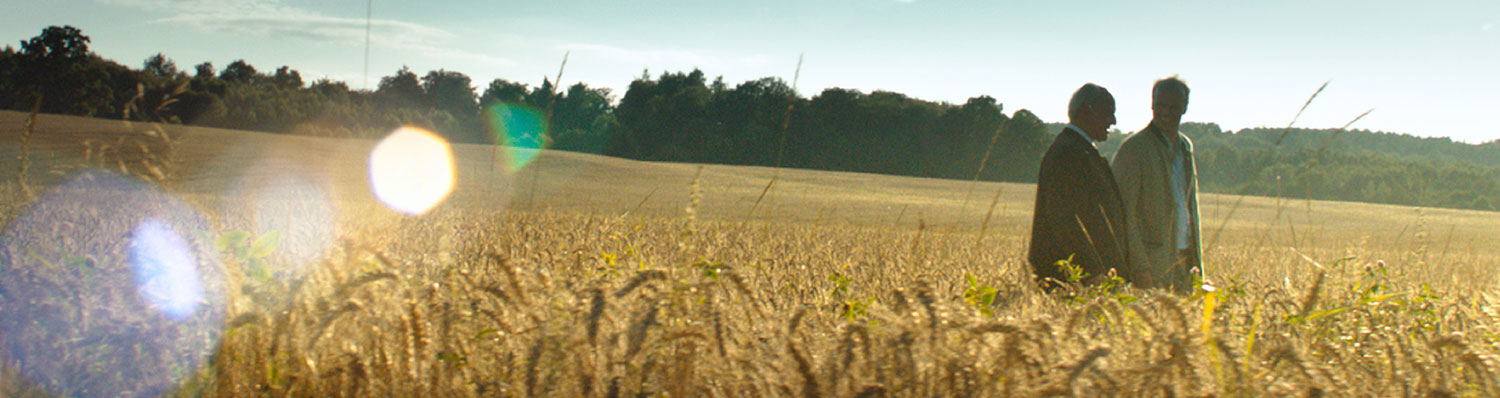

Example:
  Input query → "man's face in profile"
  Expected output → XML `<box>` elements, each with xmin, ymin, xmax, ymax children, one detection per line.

<box><xmin>1083</xmin><ymin>98</ymin><xmax>1116</xmax><ymax>142</ymax></box>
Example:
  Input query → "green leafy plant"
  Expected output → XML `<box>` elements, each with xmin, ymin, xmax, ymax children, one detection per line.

<box><xmin>218</xmin><ymin>230</ymin><xmax>281</xmax><ymax>284</ymax></box>
<box><xmin>1056</xmin><ymin>254</ymin><xmax>1085</xmax><ymax>284</ymax></box>
<box><xmin>1285</xmin><ymin>256</ymin><xmax>1400</xmax><ymax>327</ymax></box>
<box><xmin>824</xmin><ymin>268</ymin><xmax>875</xmax><ymax>322</ymax></box>
<box><xmin>1053</xmin><ymin>255</ymin><xmax>1135</xmax><ymax>306</ymax></box>
<box><xmin>218</xmin><ymin>230</ymin><xmax>285</xmax><ymax>309</ymax></box>
<box><xmin>840</xmin><ymin>296</ymin><xmax>875</xmax><ymax>323</ymax></box>
<box><xmin>962</xmin><ymin>273</ymin><xmax>997</xmax><ymax>317</ymax></box>
<box><xmin>827</xmin><ymin>271</ymin><xmax>851</xmax><ymax>298</ymax></box>
<box><xmin>692</xmin><ymin>258</ymin><xmax>723</xmax><ymax>280</ymax></box>
<box><xmin>597</xmin><ymin>251</ymin><xmax>621</xmax><ymax>277</ymax></box>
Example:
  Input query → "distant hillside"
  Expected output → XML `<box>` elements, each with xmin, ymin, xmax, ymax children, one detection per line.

<box><xmin>2</xmin><ymin>25</ymin><xmax>1496</xmax><ymax>211</ymax></box>
<box><xmin>1182</xmin><ymin>123</ymin><xmax>1500</xmax><ymax>211</ymax></box>
<box><xmin>1043</xmin><ymin>122</ymin><xmax>1499</xmax><ymax>211</ymax></box>
<box><xmin>1193</xmin><ymin>125</ymin><xmax>1500</xmax><ymax>168</ymax></box>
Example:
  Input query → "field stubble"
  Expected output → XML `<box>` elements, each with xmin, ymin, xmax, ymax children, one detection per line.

<box><xmin>1</xmin><ymin>111</ymin><xmax>1499</xmax><ymax>396</ymax></box>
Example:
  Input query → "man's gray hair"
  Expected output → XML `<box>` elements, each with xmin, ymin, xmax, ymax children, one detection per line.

<box><xmin>1152</xmin><ymin>75</ymin><xmax>1190</xmax><ymax>103</ymax></box>
<box><xmin>1068</xmin><ymin>83</ymin><xmax>1112</xmax><ymax>121</ymax></box>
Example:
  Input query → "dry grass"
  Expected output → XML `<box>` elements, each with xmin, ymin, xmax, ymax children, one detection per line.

<box><xmin>0</xmin><ymin>111</ymin><xmax>1498</xmax><ymax>397</ymax></box>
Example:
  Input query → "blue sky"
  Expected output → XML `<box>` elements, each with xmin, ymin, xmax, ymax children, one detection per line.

<box><xmin>6</xmin><ymin>0</ymin><xmax>1499</xmax><ymax>143</ymax></box>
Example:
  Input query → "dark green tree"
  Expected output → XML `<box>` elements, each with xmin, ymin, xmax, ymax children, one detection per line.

<box><xmin>420</xmin><ymin>69</ymin><xmax>479</xmax><ymax>142</ymax></box>
<box><xmin>219</xmin><ymin>60</ymin><xmax>258</xmax><ymax>84</ymax></box>
<box><xmin>309</xmin><ymin>78</ymin><xmax>351</xmax><ymax>101</ymax></box>
<box><xmin>20</xmin><ymin>25</ymin><xmax>90</xmax><ymax>61</ymax></box>
<box><xmin>932</xmin><ymin>95</ymin><xmax>1005</xmax><ymax>178</ymax></box>
<box><xmin>480</xmin><ymin>78</ymin><xmax>528</xmax><ymax>105</ymax></box>
<box><xmin>272</xmin><ymin>66</ymin><xmax>303</xmax><ymax>89</ymax></box>
<box><xmin>549</xmin><ymin>83</ymin><xmax>615</xmax><ymax>153</ymax></box>
<box><xmin>12</xmin><ymin>25</ymin><xmax>116</xmax><ymax>115</ymax></box>
<box><xmin>129</xmin><ymin>53</ymin><xmax>191</xmax><ymax>122</ymax></box>
<box><xmin>525</xmin><ymin>78</ymin><xmax>557</xmax><ymax>111</ymax></box>
<box><xmin>706</xmin><ymin>77</ymin><xmax>796</xmax><ymax>165</ymax></box>
<box><xmin>375</xmin><ymin>66</ymin><xmax>423</xmax><ymax>109</ymax></box>
<box><xmin>994</xmin><ymin>109</ymin><xmax>1048</xmax><ymax>182</ymax></box>
<box><xmin>421</xmin><ymin>70</ymin><xmax>476</xmax><ymax>116</ymax></box>
<box><xmin>142</xmin><ymin>53</ymin><xmax>178</xmax><ymax>78</ymax></box>
<box><xmin>790</xmin><ymin>87</ymin><xmax>865</xmax><ymax>171</ymax></box>
<box><xmin>610</xmin><ymin>69</ymin><xmax>713</xmax><ymax>160</ymax></box>
<box><xmin>0</xmin><ymin>45</ymin><xmax>16</xmax><ymax>109</ymax></box>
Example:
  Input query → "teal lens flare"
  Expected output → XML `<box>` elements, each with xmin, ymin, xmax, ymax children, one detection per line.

<box><xmin>484</xmin><ymin>103</ymin><xmax>549</xmax><ymax>171</ymax></box>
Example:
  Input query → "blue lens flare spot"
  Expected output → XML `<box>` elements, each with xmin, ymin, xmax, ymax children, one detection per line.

<box><xmin>0</xmin><ymin>171</ymin><xmax>224</xmax><ymax>397</ymax></box>
<box><xmin>129</xmin><ymin>219</ymin><xmax>204</xmax><ymax>320</ymax></box>
<box><xmin>484</xmin><ymin>103</ymin><xmax>549</xmax><ymax>171</ymax></box>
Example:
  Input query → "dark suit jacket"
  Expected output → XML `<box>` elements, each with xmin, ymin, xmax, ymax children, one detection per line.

<box><xmin>1028</xmin><ymin>129</ymin><xmax>1134</xmax><ymax>288</ymax></box>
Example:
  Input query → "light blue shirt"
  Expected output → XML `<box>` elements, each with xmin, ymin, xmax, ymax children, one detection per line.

<box><xmin>1065</xmin><ymin>124</ymin><xmax>1096</xmax><ymax>150</ymax></box>
<box><xmin>1169</xmin><ymin>137</ymin><xmax>1191</xmax><ymax>250</ymax></box>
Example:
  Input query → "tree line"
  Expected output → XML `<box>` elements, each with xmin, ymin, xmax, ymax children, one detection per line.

<box><xmin>1179</xmin><ymin>124</ymin><xmax>1500</xmax><ymax>211</ymax></box>
<box><xmin>2</xmin><ymin>26</ymin><xmax>1496</xmax><ymax>211</ymax></box>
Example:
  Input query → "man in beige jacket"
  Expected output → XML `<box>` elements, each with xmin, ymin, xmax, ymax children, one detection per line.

<box><xmin>1112</xmin><ymin>76</ymin><xmax>1203</xmax><ymax>292</ymax></box>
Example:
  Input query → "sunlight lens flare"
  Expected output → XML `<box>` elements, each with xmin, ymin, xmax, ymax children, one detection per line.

<box><xmin>0</xmin><ymin>172</ymin><xmax>225</xmax><ymax>397</ymax></box>
<box><xmin>484</xmin><ymin>103</ymin><xmax>549</xmax><ymax>171</ymax></box>
<box><xmin>130</xmin><ymin>219</ymin><xmax>204</xmax><ymax>320</ymax></box>
<box><xmin>369</xmin><ymin>126</ymin><xmax>456</xmax><ymax>215</ymax></box>
<box><xmin>235</xmin><ymin>160</ymin><xmax>336</xmax><ymax>275</ymax></box>
<box><xmin>254</xmin><ymin>176</ymin><xmax>334</xmax><ymax>270</ymax></box>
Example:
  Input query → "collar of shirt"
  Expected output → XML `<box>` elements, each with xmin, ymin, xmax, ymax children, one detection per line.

<box><xmin>1064</xmin><ymin>124</ymin><xmax>1097</xmax><ymax>150</ymax></box>
<box><xmin>1151</xmin><ymin>123</ymin><xmax>1184</xmax><ymax>155</ymax></box>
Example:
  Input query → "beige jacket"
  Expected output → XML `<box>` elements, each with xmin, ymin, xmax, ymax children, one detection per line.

<box><xmin>1111</xmin><ymin>123</ymin><xmax>1203</xmax><ymax>291</ymax></box>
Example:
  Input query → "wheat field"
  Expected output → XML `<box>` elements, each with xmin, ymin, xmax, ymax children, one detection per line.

<box><xmin>1</xmin><ymin>110</ymin><xmax>1498</xmax><ymax>397</ymax></box>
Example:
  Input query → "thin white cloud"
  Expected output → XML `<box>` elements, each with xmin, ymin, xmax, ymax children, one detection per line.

<box><xmin>107</xmin><ymin>0</ymin><xmax>513</xmax><ymax>66</ymax></box>
<box><xmin>100</xmin><ymin>0</ymin><xmax>282</xmax><ymax>14</ymax></box>
<box><xmin>158</xmin><ymin>13</ymin><xmax>452</xmax><ymax>48</ymax></box>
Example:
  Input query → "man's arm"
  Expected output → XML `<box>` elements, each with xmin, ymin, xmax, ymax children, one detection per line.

<box><xmin>1185</xmin><ymin>138</ymin><xmax>1205</xmax><ymax>281</ymax></box>
<box><xmin>1110</xmin><ymin>140</ymin><xmax>1152</xmax><ymax>285</ymax></box>
<box><xmin>1039</xmin><ymin>150</ymin><xmax>1108</xmax><ymax>276</ymax></box>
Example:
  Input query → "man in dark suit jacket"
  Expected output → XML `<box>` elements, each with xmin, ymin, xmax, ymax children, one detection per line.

<box><xmin>1028</xmin><ymin>83</ymin><xmax>1134</xmax><ymax>289</ymax></box>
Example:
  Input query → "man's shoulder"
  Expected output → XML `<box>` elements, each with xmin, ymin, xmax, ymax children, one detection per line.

<box><xmin>1043</xmin><ymin>131</ymin><xmax>1075</xmax><ymax>154</ymax></box>
<box><xmin>1114</xmin><ymin>129</ymin><xmax>1156</xmax><ymax>162</ymax></box>
<box><xmin>1040</xmin><ymin>133</ymin><xmax>1089</xmax><ymax>174</ymax></box>
<box><xmin>1119</xmin><ymin>127</ymin><xmax>1159</xmax><ymax>150</ymax></box>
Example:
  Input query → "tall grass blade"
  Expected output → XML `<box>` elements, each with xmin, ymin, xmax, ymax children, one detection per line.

<box><xmin>743</xmin><ymin>53</ymin><xmax>804</xmax><ymax>227</ymax></box>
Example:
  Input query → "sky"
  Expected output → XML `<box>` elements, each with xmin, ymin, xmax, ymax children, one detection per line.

<box><xmin>5</xmin><ymin>0</ymin><xmax>1500</xmax><ymax>143</ymax></box>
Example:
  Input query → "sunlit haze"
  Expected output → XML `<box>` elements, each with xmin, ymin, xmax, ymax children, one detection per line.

<box><xmin>4</xmin><ymin>0</ymin><xmax>1499</xmax><ymax>142</ymax></box>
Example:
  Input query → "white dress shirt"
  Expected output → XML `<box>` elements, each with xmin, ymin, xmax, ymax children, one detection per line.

<box><xmin>1065</xmin><ymin>124</ymin><xmax>1096</xmax><ymax>150</ymax></box>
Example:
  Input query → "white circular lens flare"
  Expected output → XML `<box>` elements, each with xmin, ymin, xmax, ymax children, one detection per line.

<box><xmin>369</xmin><ymin>127</ymin><xmax>456</xmax><ymax>215</ymax></box>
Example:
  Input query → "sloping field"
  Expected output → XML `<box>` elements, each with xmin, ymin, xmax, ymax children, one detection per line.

<box><xmin>1</xmin><ymin>111</ymin><xmax>1498</xmax><ymax>397</ymax></box>
<box><xmin>1</xmin><ymin>110</ymin><xmax>1492</xmax><ymax>248</ymax></box>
